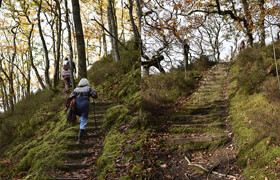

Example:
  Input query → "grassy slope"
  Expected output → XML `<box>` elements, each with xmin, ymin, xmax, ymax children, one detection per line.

<box><xmin>229</xmin><ymin>41</ymin><xmax>280</xmax><ymax>178</ymax></box>
<box><xmin>0</xmin><ymin>89</ymin><xmax>77</xmax><ymax>179</ymax></box>
<box><xmin>0</xmin><ymin>41</ymin><xmax>141</xmax><ymax>179</ymax></box>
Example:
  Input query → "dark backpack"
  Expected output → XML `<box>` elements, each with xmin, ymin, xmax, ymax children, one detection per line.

<box><xmin>66</xmin><ymin>98</ymin><xmax>77</xmax><ymax>124</ymax></box>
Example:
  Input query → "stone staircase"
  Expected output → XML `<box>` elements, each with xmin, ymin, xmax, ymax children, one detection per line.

<box><xmin>52</xmin><ymin>102</ymin><xmax>114</xmax><ymax>180</ymax></box>
<box><xmin>165</xmin><ymin>63</ymin><xmax>230</xmax><ymax>147</ymax></box>
<box><xmin>160</xmin><ymin>63</ymin><xmax>241</xmax><ymax>179</ymax></box>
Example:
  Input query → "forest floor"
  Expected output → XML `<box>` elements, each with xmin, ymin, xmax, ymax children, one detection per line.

<box><xmin>143</xmin><ymin>63</ymin><xmax>244</xmax><ymax>179</ymax></box>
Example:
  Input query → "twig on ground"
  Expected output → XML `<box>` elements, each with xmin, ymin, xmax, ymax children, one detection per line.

<box><xmin>225</xmin><ymin>153</ymin><xmax>230</xmax><ymax>176</ymax></box>
<box><xmin>184</xmin><ymin>156</ymin><xmax>237</xmax><ymax>179</ymax></box>
<box><xmin>207</xmin><ymin>160</ymin><xmax>220</xmax><ymax>180</ymax></box>
<box><xmin>184</xmin><ymin>173</ymin><xmax>191</xmax><ymax>180</ymax></box>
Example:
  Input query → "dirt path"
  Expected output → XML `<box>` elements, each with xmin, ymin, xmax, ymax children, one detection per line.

<box><xmin>146</xmin><ymin>63</ymin><xmax>243</xmax><ymax>179</ymax></box>
<box><xmin>50</xmin><ymin>102</ymin><xmax>113</xmax><ymax>180</ymax></box>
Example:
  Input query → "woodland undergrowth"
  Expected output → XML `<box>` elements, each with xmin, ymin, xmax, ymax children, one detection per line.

<box><xmin>229</xmin><ymin>40</ymin><xmax>280</xmax><ymax>179</ymax></box>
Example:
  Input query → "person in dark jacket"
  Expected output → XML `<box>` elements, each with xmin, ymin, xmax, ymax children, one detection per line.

<box><xmin>67</xmin><ymin>78</ymin><xmax>98</xmax><ymax>143</ymax></box>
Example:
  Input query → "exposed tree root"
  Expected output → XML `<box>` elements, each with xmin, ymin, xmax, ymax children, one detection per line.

<box><xmin>184</xmin><ymin>156</ymin><xmax>237</xmax><ymax>180</ymax></box>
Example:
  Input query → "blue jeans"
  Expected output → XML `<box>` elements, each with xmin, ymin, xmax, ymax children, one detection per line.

<box><xmin>75</xmin><ymin>97</ymin><xmax>90</xmax><ymax>130</ymax></box>
<box><xmin>79</xmin><ymin>113</ymin><xmax>88</xmax><ymax>130</ymax></box>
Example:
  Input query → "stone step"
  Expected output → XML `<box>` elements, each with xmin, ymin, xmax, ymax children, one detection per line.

<box><xmin>64</xmin><ymin>151</ymin><xmax>95</xmax><ymax>159</ymax></box>
<box><xmin>197</xmin><ymin>89</ymin><xmax>220</xmax><ymax>93</ymax></box>
<box><xmin>87</xmin><ymin>120</ymin><xmax>103</xmax><ymax>126</ymax></box>
<box><xmin>200</xmin><ymin>84</ymin><xmax>225</xmax><ymax>88</ymax></box>
<box><xmin>94</xmin><ymin>109</ymin><xmax>107</xmax><ymax>114</ymax></box>
<box><xmin>191</xmin><ymin>95</ymin><xmax>224</xmax><ymax>101</ymax></box>
<box><xmin>173</xmin><ymin>114</ymin><xmax>214</xmax><ymax>121</ymax></box>
<box><xmin>172</xmin><ymin>122</ymin><xmax>226</xmax><ymax>128</ymax></box>
<box><xmin>172</xmin><ymin>112</ymin><xmax>227</xmax><ymax>122</ymax></box>
<box><xmin>92</xmin><ymin>102</ymin><xmax>114</xmax><ymax>106</ymax></box>
<box><xmin>184</xmin><ymin>107</ymin><xmax>227</xmax><ymax>115</ymax></box>
<box><xmin>53</xmin><ymin>178</ymin><xmax>80</xmax><ymax>180</ymax></box>
<box><xmin>63</xmin><ymin>163</ymin><xmax>89</xmax><ymax>171</ymax></box>
<box><xmin>204</xmin><ymin>74</ymin><xmax>228</xmax><ymax>79</ymax></box>
<box><xmin>88</xmin><ymin>113</ymin><xmax>104</xmax><ymax>118</ymax></box>
<box><xmin>92</xmin><ymin>103</ymin><xmax>114</xmax><ymax>110</ymax></box>
<box><xmin>86</xmin><ymin>126</ymin><xmax>102</xmax><ymax>131</ymax></box>
<box><xmin>165</xmin><ymin>135</ymin><xmax>226</xmax><ymax>145</ymax></box>
<box><xmin>67</xmin><ymin>133</ymin><xmax>102</xmax><ymax>140</ymax></box>
<box><xmin>200</xmin><ymin>80</ymin><xmax>226</xmax><ymax>85</ymax></box>
<box><xmin>66</xmin><ymin>142</ymin><xmax>97</xmax><ymax>150</ymax></box>
<box><xmin>190</xmin><ymin>100</ymin><xmax>228</xmax><ymax>106</ymax></box>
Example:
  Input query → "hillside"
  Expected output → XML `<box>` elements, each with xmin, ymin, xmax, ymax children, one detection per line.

<box><xmin>1</xmin><ymin>40</ymin><xmax>280</xmax><ymax>179</ymax></box>
<box><xmin>228</xmin><ymin>40</ymin><xmax>280</xmax><ymax>178</ymax></box>
<box><xmin>0</xmin><ymin>43</ymin><xmax>142</xmax><ymax>179</ymax></box>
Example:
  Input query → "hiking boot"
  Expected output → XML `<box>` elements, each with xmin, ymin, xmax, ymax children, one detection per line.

<box><xmin>77</xmin><ymin>129</ymin><xmax>85</xmax><ymax>144</ymax></box>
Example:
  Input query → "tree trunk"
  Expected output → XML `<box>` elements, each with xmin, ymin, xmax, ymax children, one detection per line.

<box><xmin>99</xmin><ymin>0</ymin><xmax>107</xmax><ymax>56</ymax></box>
<box><xmin>121</xmin><ymin>0</ymin><xmax>125</xmax><ymax>42</ymax></box>
<box><xmin>108</xmin><ymin>0</ymin><xmax>120</xmax><ymax>62</ymax></box>
<box><xmin>241</xmin><ymin>0</ymin><xmax>254</xmax><ymax>47</ymax></box>
<box><xmin>65</xmin><ymin>0</ymin><xmax>76</xmax><ymax>88</ymax></box>
<box><xmin>259</xmin><ymin>0</ymin><xmax>265</xmax><ymax>46</ymax></box>
<box><xmin>25</xmin><ymin>53</ymin><xmax>31</xmax><ymax>95</ymax></box>
<box><xmin>28</xmin><ymin>25</ymin><xmax>46</xmax><ymax>89</ymax></box>
<box><xmin>128</xmin><ymin>0</ymin><xmax>141</xmax><ymax>48</ymax></box>
<box><xmin>53</xmin><ymin>0</ymin><xmax>62</xmax><ymax>88</ymax></box>
<box><xmin>72</xmin><ymin>0</ymin><xmax>87</xmax><ymax>79</ymax></box>
<box><xmin>135</xmin><ymin>0</ymin><xmax>141</xmax><ymax>33</ymax></box>
<box><xmin>142</xmin><ymin>55</ymin><xmax>165</xmax><ymax>76</ymax></box>
<box><xmin>182</xmin><ymin>41</ymin><xmax>189</xmax><ymax>79</ymax></box>
<box><xmin>37</xmin><ymin>0</ymin><xmax>51</xmax><ymax>88</ymax></box>
<box><xmin>1</xmin><ymin>84</ymin><xmax>9</xmax><ymax>112</ymax></box>
<box><xmin>8</xmin><ymin>32</ymin><xmax>16</xmax><ymax>112</ymax></box>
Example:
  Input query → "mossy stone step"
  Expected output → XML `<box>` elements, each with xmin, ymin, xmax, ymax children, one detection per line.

<box><xmin>92</xmin><ymin>102</ymin><xmax>114</xmax><ymax>106</ymax></box>
<box><xmin>172</xmin><ymin>122</ymin><xmax>226</xmax><ymax>128</ymax></box>
<box><xmin>172</xmin><ymin>114</ymin><xmax>216</xmax><ymax>121</ymax></box>
<box><xmin>197</xmin><ymin>89</ymin><xmax>220</xmax><ymax>93</ymax></box>
<box><xmin>165</xmin><ymin>135</ymin><xmax>226</xmax><ymax>145</ymax></box>
<box><xmin>67</xmin><ymin>133</ymin><xmax>102</xmax><ymax>140</ymax></box>
<box><xmin>183</xmin><ymin>106</ymin><xmax>227</xmax><ymax>115</ymax></box>
<box><xmin>53</xmin><ymin>178</ymin><xmax>80</xmax><ymax>180</ymax></box>
<box><xmin>200</xmin><ymin>81</ymin><xmax>225</xmax><ymax>86</ymax></box>
<box><xmin>92</xmin><ymin>103</ymin><xmax>114</xmax><ymax>109</ymax></box>
<box><xmin>66</xmin><ymin>142</ymin><xmax>97</xmax><ymax>150</ymax></box>
<box><xmin>64</xmin><ymin>151</ymin><xmax>95</xmax><ymax>159</ymax></box>
<box><xmin>86</xmin><ymin>120</ymin><xmax>103</xmax><ymax>126</ymax></box>
<box><xmin>204</xmin><ymin>74</ymin><xmax>227</xmax><ymax>79</ymax></box>
<box><xmin>94</xmin><ymin>106</ymin><xmax>112</xmax><ymax>111</ymax></box>
<box><xmin>197</xmin><ymin>87</ymin><xmax>224</xmax><ymax>92</ymax></box>
<box><xmin>94</xmin><ymin>109</ymin><xmax>107</xmax><ymax>114</ymax></box>
<box><xmin>191</xmin><ymin>95</ymin><xmax>225</xmax><ymax>101</ymax></box>
<box><xmin>88</xmin><ymin>114</ymin><xmax>104</xmax><ymax>119</ymax></box>
<box><xmin>85</xmin><ymin>126</ymin><xmax>102</xmax><ymax>131</ymax></box>
<box><xmin>63</xmin><ymin>163</ymin><xmax>89</xmax><ymax>171</ymax></box>
<box><xmin>190</xmin><ymin>100</ymin><xmax>228</xmax><ymax>106</ymax></box>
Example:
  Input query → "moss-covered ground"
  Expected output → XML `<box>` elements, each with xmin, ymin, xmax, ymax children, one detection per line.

<box><xmin>0</xmin><ymin>89</ymin><xmax>76</xmax><ymax>179</ymax></box>
<box><xmin>228</xmin><ymin>40</ymin><xmax>280</xmax><ymax>178</ymax></box>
